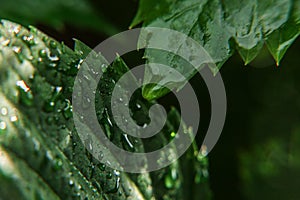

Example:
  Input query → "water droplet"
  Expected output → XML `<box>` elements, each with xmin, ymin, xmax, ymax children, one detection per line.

<box><xmin>48</xmin><ymin>54</ymin><xmax>60</xmax><ymax>62</ymax></box>
<box><xmin>32</xmin><ymin>138</ymin><xmax>40</xmax><ymax>153</ymax></box>
<box><xmin>170</xmin><ymin>131</ymin><xmax>176</xmax><ymax>138</ymax></box>
<box><xmin>82</xmin><ymin>95</ymin><xmax>91</xmax><ymax>108</ymax></box>
<box><xmin>77</xmin><ymin>59</ymin><xmax>83</xmax><ymax>68</ymax></box>
<box><xmin>49</xmin><ymin>40</ymin><xmax>57</xmax><ymax>49</ymax></box>
<box><xmin>136</xmin><ymin>103</ymin><xmax>141</xmax><ymax>109</ymax></box>
<box><xmin>90</xmin><ymin>68</ymin><xmax>99</xmax><ymax>76</ymax></box>
<box><xmin>16</xmin><ymin>80</ymin><xmax>33</xmax><ymax>106</ymax></box>
<box><xmin>101</xmin><ymin>64</ymin><xmax>107</xmax><ymax>73</ymax></box>
<box><xmin>91</xmin><ymin>164</ymin><xmax>95</xmax><ymax>170</ymax></box>
<box><xmin>22</xmin><ymin>35</ymin><xmax>35</xmax><ymax>46</ymax></box>
<box><xmin>107</xmin><ymin>175</ymin><xmax>120</xmax><ymax>193</ymax></box>
<box><xmin>45</xmin><ymin>150</ymin><xmax>53</xmax><ymax>161</ymax></box>
<box><xmin>85</xmin><ymin>139</ymin><xmax>93</xmax><ymax>151</ymax></box>
<box><xmin>106</xmin><ymin>172</ymin><xmax>112</xmax><ymax>179</ymax></box>
<box><xmin>200</xmin><ymin>145</ymin><xmax>208</xmax><ymax>157</ymax></box>
<box><xmin>1</xmin><ymin>39</ymin><xmax>10</xmax><ymax>46</ymax></box>
<box><xmin>115</xmin><ymin>176</ymin><xmax>121</xmax><ymax>191</ymax></box>
<box><xmin>0</xmin><ymin>121</ymin><xmax>7</xmax><ymax>133</ymax></box>
<box><xmin>97</xmin><ymin>151</ymin><xmax>104</xmax><ymax>161</ymax></box>
<box><xmin>44</xmin><ymin>101</ymin><xmax>55</xmax><ymax>112</ymax></box>
<box><xmin>122</xmin><ymin>134</ymin><xmax>134</xmax><ymax>151</ymax></box>
<box><xmin>69</xmin><ymin>180</ymin><xmax>74</xmax><ymax>186</ymax></box>
<box><xmin>53</xmin><ymin>158</ymin><xmax>63</xmax><ymax>171</ymax></box>
<box><xmin>1</xmin><ymin>107</ymin><xmax>8</xmax><ymax>116</ymax></box>
<box><xmin>89</xmin><ymin>143</ymin><xmax>93</xmax><ymax>151</ymax></box>
<box><xmin>10</xmin><ymin>115</ymin><xmax>18</xmax><ymax>122</ymax></box>
<box><xmin>6</xmin><ymin>23</ymin><xmax>21</xmax><ymax>34</ymax></box>
<box><xmin>44</xmin><ymin>87</ymin><xmax>62</xmax><ymax>112</ymax></box>
<box><xmin>171</xmin><ymin>168</ymin><xmax>177</xmax><ymax>179</ymax></box>
<box><xmin>83</xmin><ymin>74</ymin><xmax>90</xmax><ymax>81</ymax></box>
<box><xmin>66</xmin><ymin>59</ymin><xmax>81</xmax><ymax>75</ymax></box>
<box><xmin>99</xmin><ymin>164</ymin><xmax>106</xmax><ymax>171</ymax></box>
<box><xmin>73</xmin><ymin>193</ymin><xmax>81</xmax><ymax>198</ymax></box>
<box><xmin>56</xmin><ymin>86</ymin><xmax>62</xmax><ymax>93</ymax></box>
<box><xmin>107</xmin><ymin>117</ymin><xmax>113</xmax><ymax>127</ymax></box>
<box><xmin>114</xmin><ymin>170</ymin><xmax>120</xmax><ymax>176</ymax></box>
<box><xmin>63</xmin><ymin>99</ymin><xmax>72</xmax><ymax>119</ymax></box>
<box><xmin>39</xmin><ymin>49</ymin><xmax>47</xmax><ymax>58</ymax></box>
<box><xmin>16</xmin><ymin>80</ymin><xmax>30</xmax><ymax>92</ymax></box>
<box><xmin>42</xmin><ymin>36</ymin><xmax>48</xmax><ymax>42</ymax></box>
<box><xmin>77</xmin><ymin>184</ymin><xmax>82</xmax><ymax>191</ymax></box>
<box><xmin>12</xmin><ymin>46</ymin><xmax>21</xmax><ymax>54</ymax></box>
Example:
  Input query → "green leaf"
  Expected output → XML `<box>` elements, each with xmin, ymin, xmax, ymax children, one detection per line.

<box><xmin>0</xmin><ymin>0</ymin><xmax>119</xmax><ymax>35</ymax></box>
<box><xmin>130</xmin><ymin>0</ymin><xmax>169</xmax><ymax>28</ymax></box>
<box><xmin>0</xmin><ymin>95</ymin><xmax>102</xmax><ymax>200</ymax></box>
<box><xmin>237</xmin><ymin>41</ymin><xmax>264</xmax><ymax>65</ymax></box>
<box><xmin>266</xmin><ymin>0</ymin><xmax>300</xmax><ymax>65</ymax></box>
<box><xmin>132</xmin><ymin>0</ymin><xmax>299</xmax><ymax>100</ymax></box>
<box><xmin>0</xmin><ymin>20</ymin><xmax>211</xmax><ymax>199</ymax></box>
<box><xmin>0</xmin><ymin>19</ymin><xmax>144</xmax><ymax>200</ymax></box>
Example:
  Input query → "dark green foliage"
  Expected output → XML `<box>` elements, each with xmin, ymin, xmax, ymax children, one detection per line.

<box><xmin>132</xmin><ymin>0</ymin><xmax>300</xmax><ymax>100</ymax></box>
<box><xmin>0</xmin><ymin>0</ymin><xmax>300</xmax><ymax>199</ymax></box>
<box><xmin>0</xmin><ymin>0</ymin><xmax>119</xmax><ymax>35</ymax></box>
<box><xmin>0</xmin><ymin>20</ymin><xmax>210</xmax><ymax>200</ymax></box>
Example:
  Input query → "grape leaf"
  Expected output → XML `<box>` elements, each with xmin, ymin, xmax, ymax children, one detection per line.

<box><xmin>266</xmin><ymin>0</ymin><xmax>300</xmax><ymax>65</ymax></box>
<box><xmin>131</xmin><ymin>0</ymin><xmax>299</xmax><ymax>100</ymax></box>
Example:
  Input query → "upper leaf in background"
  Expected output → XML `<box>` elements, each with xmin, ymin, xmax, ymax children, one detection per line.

<box><xmin>266</xmin><ymin>0</ymin><xmax>300</xmax><ymax>65</ymax></box>
<box><xmin>131</xmin><ymin>0</ymin><xmax>300</xmax><ymax>100</ymax></box>
<box><xmin>0</xmin><ymin>0</ymin><xmax>119</xmax><ymax>35</ymax></box>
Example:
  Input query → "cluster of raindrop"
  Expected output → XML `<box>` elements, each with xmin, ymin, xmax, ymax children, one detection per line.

<box><xmin>0</xmin><ymin>107</ymin><xmax>8</xmax><ymax>134</ymax></box>
<box><xmin>26</xmin><ymin>130</ymin><xmax>103</xmax><ymax>200</ymax></box>
<box><xmin>105</xmin><ymin>169</ymin><xmax>121</xmax><ymax>194</ymax></box>
<box><xmin>0</xmin><ymin>106</ymin><xmax>20</xmax><ymax>134</ymax></box>
<box><xmin>38</xmin><ymin>39</ymin><xmax>60</xmax><ymax>68</ymax></box>
<box><xmin>43</xmin><ymin>86</ymin><xmax>63</xmax><ymax>112</ymax></box>
<box><xmin>1</xmin><ymin>21</ymin><xmax>140</xmax><ymax>199</ymax></box>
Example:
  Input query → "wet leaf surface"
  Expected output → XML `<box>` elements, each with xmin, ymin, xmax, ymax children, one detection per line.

<box><xmin>132</xmin><ymin>0</ymin><xmax>299</xmax><ymax>100</ymax></box>
<box><xmin>0</xmin><ymin>20</ymin><xmax>210</xmax><ymax>200</ymax></box>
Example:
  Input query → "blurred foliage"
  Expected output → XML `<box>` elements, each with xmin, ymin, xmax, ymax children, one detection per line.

<box><xmin>0</xmin><ymin>0</ymin><xmax>119</xmax><ymax>35</ymax></box>
<box><xmin>237</xmin><ymin>44</ymin><xmax>300</xmax><ymax>199</ymax></box>
<box><xmin>240</xmin><ymin>132</ymin><xmax>300</xmax><ymax>199</ymax></box>
<box><xmin>207</xmin><ymin>37</ymin><xmax>300</xmax><ymax>199</ymax></box>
